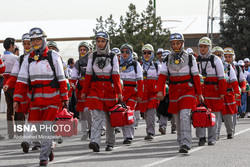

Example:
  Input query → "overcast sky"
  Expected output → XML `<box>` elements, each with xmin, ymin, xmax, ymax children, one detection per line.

<box><xmin>0</xmin><ymin>0</ymin><xmax>220</xmax><ymax>22</ymax></box>
<box><xmin>0</xmin><ymin>0</ymin><xmax>221</xmax><ymax>59</ymax></box>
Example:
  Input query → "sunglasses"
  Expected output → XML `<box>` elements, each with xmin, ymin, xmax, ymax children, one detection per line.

<box><xmin>121</xmin><ymin>50</ymin><xmax>130</xmax><ymax>54</ymax></box>
<box><xmin>143</xmin><ymin>51</ymin><xmax>151</xmax><ymax>55</ymax></box>
<box><xmin>157</xmin><ymin>52</ymin><xmax>162</xmax><ymax>55</ymax></box>
<box><xmin>31</xmin><ymin>38</ymin><xmax>42</xmax><ymax>42</ymax></box>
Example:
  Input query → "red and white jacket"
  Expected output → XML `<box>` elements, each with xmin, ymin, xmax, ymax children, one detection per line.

<box><xmin>222</xmin><ymin>63</ymin><xmax>240</xmax><ymax>115</ymax></box>
<box><xmin>0</xmin><ymin>58</ymin><xmax>6</xmax><ymax>74</ymax></box>
<box><xmin>197</xmin><ymin>55</ymin><xmax>227</xmax><ymax>112</ymax></box>
<box><xmin>2</xmin><ymin>51</ymin><xmax>18</xmax><ymax>88</ymax></box>
<box><xmin>233</xmin><ymin>65</ymin><xmax>246</xmax><ymax>107</ymax></box>
<box><xmin>138</xmin><ymin>62</ymin><xmax>161</xmax><ymax>113</ymax></box>
<box><xmin>157</xmin><ymin>54</ymin><xmax>202</xmax><ymax>114</ymax></box>
<box><xmin>120</xmin><ymin>61</ymin><xmax>143</xmax><ymax>110</ymax></box>
<box><xmin>13</xmin><ymin>47</ymin><xmax>68</xmax><ymax>106</ymax></box>
<box><xmin>5</xmin><ymin>55</ymin><xmax>30</xmax><ymax>113</ymax></box>
<box><xmin>69</xmin><ymin>60</ymin><xmax>87</xmax><ymax>112</ymax></box>
<box><xmin>82</xmin><ymin>52</ymin><xmax>122</xmax><ymax>112</ymax></box>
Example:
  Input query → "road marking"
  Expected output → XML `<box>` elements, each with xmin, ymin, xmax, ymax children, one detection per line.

<box><xmin>140</xmin><ymin>127</ymin><xmax>250</xmax><ymax>167</ymax></box>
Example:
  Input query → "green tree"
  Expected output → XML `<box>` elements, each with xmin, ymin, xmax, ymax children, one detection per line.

<box><xmin>93</xmin><ymin>0</ymin><xmax>170</xmax><ymax>59</ymax></box>
<box><xmin>220</xmin><ymin>0</ymin><xmax>250</xmax><ymax>59</ymax></box>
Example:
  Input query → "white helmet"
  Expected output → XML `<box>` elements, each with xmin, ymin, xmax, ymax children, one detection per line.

<box><xmin>198</xmin><ymin>37</ymin><xmax>212</xmax><ymax>46</ymax></box>
<box><xmin>244</xmin><ymin>58</ymin><xmax>250</xmax><ymax>62</ymax></box>
<box><xmin>29</xmin><ymin>27</ymin><xmax>47</xmax><ymax>38</ymax></box>
<box><xmin>142</xmin><ymin>44</ymin><xmax>154</xmax><ymax>52</ymax></box>
<box><xmin>112</xmin><ymin>47</ymin><xmax>121</xmax><ymax>55</ymax></box>
<box><xmin>156</xmin><ymin>48</ymin><xmax>164</xmax><ymax>53</ymax></box>
<box><xmin>238</xmin><ymin>60</ymin><xmax>244</xmax><ymax>66</ymax></box>
<box><xmin>22</xmin><ymin>33</ymin><xmax>30</xmax><ymax>41</ymax></box>
<box><xmin>212</xmin><ymin>46</ymin><xmax>224</xmax><ymax>53</ymax></box>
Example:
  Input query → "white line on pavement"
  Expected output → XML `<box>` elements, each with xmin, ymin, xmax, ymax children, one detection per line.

<box><xmin>140</xmin><ymin>127</ymin><xmax>250</xmax><ymax>167</ymax></box>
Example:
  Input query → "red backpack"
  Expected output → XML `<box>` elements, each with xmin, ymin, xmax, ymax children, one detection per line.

<box><xmin>55</xmin><ymin>107</ymin><xmax>78</xmax><ymax>137</ymax></box>
<box><xmin>109</xmin><ymin>103</ymin><xmax>134</xmax><ymax>127</ymax></box>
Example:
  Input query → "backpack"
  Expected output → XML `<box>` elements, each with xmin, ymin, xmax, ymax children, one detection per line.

<box><xmin>91</xmin><ymin>51</ymin><xmax>115</xmax><ymax>82</ymax></box>
<box><xmin>76</xmin><ymin>60</ymin><xmax>87</xmax><ymax>90</ymax></box>
<box><xmin>197</xmin><ymin>55</ymin><xmax>217</xmax><ymax>77</ymax></box>
<box><xmin>28</xmin><ymin>50</ymin><xmax>59</xmax><ymax>101</ymax></box>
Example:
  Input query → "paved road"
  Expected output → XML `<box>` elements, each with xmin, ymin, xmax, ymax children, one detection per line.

<box><xmin>0</xmin><ymin>112</ymin><xmax>250</xmax><ymax>167</ymax></box>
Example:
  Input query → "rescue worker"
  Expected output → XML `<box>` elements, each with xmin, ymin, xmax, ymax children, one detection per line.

<box><xmin>196</xmin><ymin>37</ymin><xmax>226</xmax><ymax>146</ymax></box>
<box><xmin>157</xmin><ymin>33</ymin><xmax>203</xmax><ymax>153</ymax></box>
<box><xmin>119</xmin><ymin>43</ymin><xmax>143</xmax><ymax>144</ymax></box>
<box><xmin>4</xmin><ymin>33</ymin><xmax>42</xmax><ymax>152</ymax></box>
<box><xmin>111</xmin><ymin>47</ymin><xmax>121</xmax><ymax>63</ymax></box>
<box><xmin>156</xmin><ymin>50</ymin><xmax>176</xmax><ymax>135</ymax></box>
<box><xmin>13</xmin><ymin>27</ymin><xmax>69</xmax><ymax>166</ymax></box>
<box><xmin>81</xmin><ymin>31</ymin><xmax>122</xmax><ymax>152</ymax></box>
<box><xmin>137</xmin><ymin>44</ymin><xmax>160</xmax><ymax>141</ymax></box>
<box><xmin>238</xmin><ymin>60</ymin><xmax>249</xmax><ymax>118</ymax></box>
<box><xmin>213</xmin><ymin>46</ymin><xmax>240</xmax><ymax>139</ymax></box>
<box><xmin>156</xmin><ymin>48</ymin><xmax>164</xmax><ymax>64</ymax></box>
<box><xmin>70</xmin><ymin>41</ymin><xmax>92</xmax><ymax>140</ymax></box>
<box><xmin>2</xmin><ymin>37</ymin><xmax>25</xmax><ymax>139</ymax></box>
<box><xmin>224</xmin><ymin>47</ymin><xmax>246</xmax><ymax>133</ymax></box>
<box><xmin>0</xmin><ymin>54</ymin><xmax>6</xmax><ymax>140</ymax></box>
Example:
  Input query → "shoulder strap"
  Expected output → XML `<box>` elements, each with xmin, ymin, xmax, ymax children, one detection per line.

<box><xmin>227</xmin><ymin>64</ymin><xmax>230</xmax><ymax>81</ymax></box>
<box><xmin>19</xmin><ymin>54</ymin><xmax>25</xmax><ymax>68</ymax></box>
<box><xmin>46</xmin><ymin>51</ymin><xmax>57</xmax><ymax>78</ymax></box>
<box><xmin>188</xmin><ymin>54</ymin><xmax>193</xmax><ymax>76</ymax></box>
<box><xmin>210</xmin><ymin>55</ymin><xmax>217</xmax><ymax>76</ymax></box>
<box><xmin>188</xmin><ymin>54</ymin><xmax>193</xmax><ymax>68</ymax></box>
<box><xmin>210</xmin><ymin>55</ymin><xmax>216</xmax><ymax>68</ymax></box>
<box><xmin>133</xmin><ymin>61</ymin><xmax>137</xmax><ymax>74</ymax></box>
<box><xmin>153</xmin><ymin>62</ymin><xmax>158</xmax><ymax>73</ymax></box>
<box><xmin>92</xmin><ymin>51</ymin><xmax>97</xmax><ymax>67</ymax></box>
<box><xmin>236</xmin><ymin>65</ymin><xmax>240</xmax><ymax>82</ymax></box>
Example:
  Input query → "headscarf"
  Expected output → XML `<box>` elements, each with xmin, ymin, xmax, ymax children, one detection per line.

<box><xmin>198</xmin><ymin>45</ymin><xmax>212</xmax><ymax>59</ymax></box>
<box><xmin>120</xmin><ymin>49</ymin><xmax>133</xmax><ymax>73</ymax></box>
<box><xmin>75</xmin><ymin>46</ymin><xmax>89</xmax><ymax>76</ymax></box>
<box><xmin>96</xmin><ymin>38</ymin><xmax>110</xmax><ymax>55</ymax></box>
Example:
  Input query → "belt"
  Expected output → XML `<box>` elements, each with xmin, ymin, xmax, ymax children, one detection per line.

<box><xmin>169</xmin><ymin>79</ymin><xmax>192</xmax><ymax>85</ymax></box>
<box><xmin>124</xmin><ymin>84</ymin><xmax>136</xmax><ymax>87</ymax></box>
<box><xmin>204</xmin><ymin>81</ymin><xmax>218</xmax><ymax>85</ymax></box>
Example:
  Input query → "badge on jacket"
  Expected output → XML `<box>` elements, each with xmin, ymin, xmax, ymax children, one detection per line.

<box><xmin>97</xmin><ymin>58</ymin><xmax>106</xmax><ymax>69</ymax></box>
<box><xmin>34</xmin><ymin>55</ymin><xmax>39</xmax><ymax>61</ymax></box>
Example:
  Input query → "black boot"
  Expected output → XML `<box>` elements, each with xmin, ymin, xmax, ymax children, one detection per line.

<box><xmin>198</xmin><ymin>137</ymin><xmax>206</xmax><ymax>146</ymax></box>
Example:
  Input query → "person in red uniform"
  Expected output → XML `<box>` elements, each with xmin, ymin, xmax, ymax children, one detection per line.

<box><xmin>137</xmin><ymin>44</ymin><xmax>160</xmax><ymax>141</ymax></box>
<box><xmin>81</xmin><ymin>31</ymin><xmax>122</xmax><ymax>152</ymax></box>
<box><xmin>2</xmin><ymin>37</ymin><xmax>25</xmax><ymax>139</ymax></box>
<box><xmin>4</xmin><ymin>33</ymin><xmax>42</xmax><ymax>152</ymax></box>
<box><xmin>196</xmin><ymin>37</ymin><xmax>227</xmax><ymax>146</ymax></box>
<box><xmin>157</xmin><ymin>33</ymin><xmax>203</xmax><ymax>153</ymax></box>
<box><xmin>212</xmin><ymin>46</ymin><xmax>240</xmax><ymax>139</ymax></box>
<box><xmin>0</xmin><ymin>54</ymin><xmax>6</xmax><ymax>140</ymax></box>
<box><xmin>223</xmin><ymin>47</ymin><xmax>246</xmax><ymax>134</ymax></box>
<box><xmin>13</xmin><ymin>27</ymin><xmax>68</xmax><ymax>166</ymax></box>
<box><xmin>119</xmin><ymin>43</ymin><xmax>143</xmax><ymax>144</ymax></box>
<box><xmin>70</xmin><ymin>41</ymin><xmax>92</xmax><ymax>140</ymax></box>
